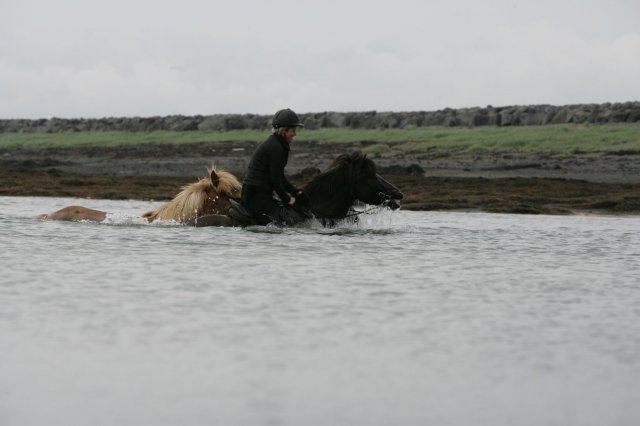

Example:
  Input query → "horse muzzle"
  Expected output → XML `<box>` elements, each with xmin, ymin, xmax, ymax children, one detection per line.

<box><xmin>387</xmin><ymin>199</ymin><xmax>402</xmax><ymax>210</ymax></box>
<box><xmin>376</xmin><ymin>174</ymin><xmax>403</xmax><ymax>209</ymax></box>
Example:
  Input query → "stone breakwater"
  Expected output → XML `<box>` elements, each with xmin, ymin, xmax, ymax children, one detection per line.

<box><xmin>2</xmin><ymin>102</ymin><xmax>639</xmax><ymax>133</ymax></box>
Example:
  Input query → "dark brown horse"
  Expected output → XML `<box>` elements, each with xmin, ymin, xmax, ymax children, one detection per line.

<box><xmin>303</xmin><ymin>151</ymin><xmax>403</xmax><ymax>219</ymax></box>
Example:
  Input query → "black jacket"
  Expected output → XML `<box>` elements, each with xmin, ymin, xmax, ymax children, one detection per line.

<box><xmin>243</xmin><ymin>134</ymin><xmax>298</xmax><ymax>204</ymax></box>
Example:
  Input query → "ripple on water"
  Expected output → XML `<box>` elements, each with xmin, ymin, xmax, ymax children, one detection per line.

<box><xmin>1</xmin><ymin>197</ymin><xmax>640</xmax><ymax>426</ymax></box>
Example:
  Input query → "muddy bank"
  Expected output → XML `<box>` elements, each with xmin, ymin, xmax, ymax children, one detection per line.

<box><xmin>2</xmin><ymin>164</ymin><xmax>640</xmax><ymax>217</ymax></box>
<box><xmin>3</xmin><ymin>140</ymin><xmax>640</xmax><ymax>183</ymax></box>
<box><xmin>3</xmin><ymin>168</ymin><xmax>639</xmax><ymax>215</ymax></box>
<box><xmin>1</xmin><ymin>141</ymin><xmax>640</xmax><ymax>215</ymax></box>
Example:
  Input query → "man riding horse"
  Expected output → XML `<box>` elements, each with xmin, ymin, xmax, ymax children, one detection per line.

<box><xmin>241</xmin><ymin>108</ymin><xmax>310</xmax><ymax>226</ymax></box>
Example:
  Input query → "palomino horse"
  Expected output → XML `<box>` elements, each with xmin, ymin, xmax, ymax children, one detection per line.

<box><xmin>37</xmin><ymin>168</ymin><xmax>242</xmax><ymax>224</ymax></box>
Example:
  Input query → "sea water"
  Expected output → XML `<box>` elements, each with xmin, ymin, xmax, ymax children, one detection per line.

<box><xmin>1</xmin><ymin>196</ymin><xmax>639</xmax><ymax>426</ymax></box>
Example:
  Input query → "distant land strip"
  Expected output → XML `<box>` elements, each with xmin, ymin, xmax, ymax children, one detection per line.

<box><xmin>2</xmin><ymin>102</ymin><xmax>640</xmax><ymax>133</ymax></box>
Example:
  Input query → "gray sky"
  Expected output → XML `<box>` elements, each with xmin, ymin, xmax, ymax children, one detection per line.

<box><xmin>1</xmin><ymin>0</ymin><xmax>639</xmax><ymax>118</ymax></box>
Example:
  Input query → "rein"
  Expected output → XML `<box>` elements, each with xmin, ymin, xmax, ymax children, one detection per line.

<box><xmin>343</xmin><ymin>193</ymin><xmax>393</xmax><ymax>218</ymax></box>
<box><xmin>343</xmin><ymin>205</ymin><xmax>384</xmax><ymax>218</ymax></box>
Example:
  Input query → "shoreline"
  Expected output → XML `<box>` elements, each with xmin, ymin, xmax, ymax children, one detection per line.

<box><xmin>2</xmin><ymin>142</ymin><xmax>640</xmax><ymax>216</ymax></box>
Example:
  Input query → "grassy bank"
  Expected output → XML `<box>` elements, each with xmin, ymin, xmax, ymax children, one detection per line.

<box><xmin>1</xmin><ymin>124</ymin><xmax>639</xmax><ymax>154</ymax></box>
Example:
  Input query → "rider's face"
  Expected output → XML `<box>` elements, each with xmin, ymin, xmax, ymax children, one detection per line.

<box><xmin>284</xmin><ymin>128</ymin><xmax>297</xmax><ymax>144</ymax></box>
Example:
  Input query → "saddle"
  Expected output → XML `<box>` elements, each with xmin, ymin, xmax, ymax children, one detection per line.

<box><xmin>228</xmin><ymin>199</ymin><xmax>255</xmax><ymax>225</ymax></box>
<box><xmin>228</xmin><ymin>198</ymin><xmax>313</xmax><ymax>227</ymax></box>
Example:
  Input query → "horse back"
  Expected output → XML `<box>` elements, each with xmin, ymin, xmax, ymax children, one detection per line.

<box><xmin>38</xmin><ymin>205</ymin><xmax>107</xmax><ymax>222</ymax></box>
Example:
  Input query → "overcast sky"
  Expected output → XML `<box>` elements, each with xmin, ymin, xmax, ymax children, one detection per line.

<box><xmin>1</xmin><ymin>0</ymin><xmax>639</xmax><ymax>119</ymax></box>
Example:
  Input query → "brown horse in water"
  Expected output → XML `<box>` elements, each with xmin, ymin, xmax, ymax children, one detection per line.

<box><xmin>37</xmin><ymin>168</ymin><xmax>242</xmax><ymax>225</ymax></box>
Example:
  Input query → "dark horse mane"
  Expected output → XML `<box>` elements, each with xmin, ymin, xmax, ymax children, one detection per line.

<box><xmin>301</xmin><ymin>151</ymin><xmax>377</xmax><ymax>218</ymax></box>
<box><xmin>304</xmin><ymin>152</ymin><xmax>376</xmax><ymax>193</ymax></box>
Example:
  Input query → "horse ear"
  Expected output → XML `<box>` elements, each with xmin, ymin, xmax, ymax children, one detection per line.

<box><xmin>351</xmin><ymin>151</ymin><xmax>366</xmax><ymax>165</ymax></box>
<box><xmin>210</xmin><ymin>169</ymin><xmax>220</xmax><ymax>187</ymax></box>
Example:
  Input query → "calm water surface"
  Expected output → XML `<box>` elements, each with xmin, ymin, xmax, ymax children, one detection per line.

<box><xmin>1</xmin><ymin>196</ymin><xmax>639</xmax><ymax>426</ymax></box>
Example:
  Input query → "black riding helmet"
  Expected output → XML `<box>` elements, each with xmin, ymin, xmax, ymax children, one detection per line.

<box><xmin>272</xmin><ymin>108</ymin><xmax>305</xmax><ymax>128</ymax></box>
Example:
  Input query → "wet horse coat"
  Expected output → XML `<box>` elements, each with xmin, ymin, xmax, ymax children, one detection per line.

<box><xmin>141</xmin><ymin>169</ymin><xmax>241</xmax><ymax>224</ymax></box>
<box><xmin>37</xmin><ymin>168</ymin><xmax>242</xmax><ymax>224</ymax></box>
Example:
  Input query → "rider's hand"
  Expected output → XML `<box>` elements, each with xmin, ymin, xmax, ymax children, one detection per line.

<box><xmin>296</xmin><ymin>190</ymin><xmax>310</xmax><ymax>207</ymax></box>
<box><xmin>288</xmin><ymin>196</ymin><xmax>296</xmax><ymax>206</ymax></box>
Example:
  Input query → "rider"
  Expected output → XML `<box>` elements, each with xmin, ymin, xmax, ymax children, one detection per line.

<box><xmin>241</xmin><ymin>108</ymin><xmax>308</xmax><ymax>225</ymax></box>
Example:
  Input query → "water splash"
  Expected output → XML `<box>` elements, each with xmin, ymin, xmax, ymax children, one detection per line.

<box><xmin>356</xmin><ymin>205</ymin><xmax>398</xmax><ymax>229</ymax></box>
<box><xmin>100</xmin><ymin>213</ymin><xmax>185</xmax><ymax>227</ymax></box>
<box><xmin>243</xmin><ymin>206</ymin><xmax>401</xmax><ymax>235</ymax></box>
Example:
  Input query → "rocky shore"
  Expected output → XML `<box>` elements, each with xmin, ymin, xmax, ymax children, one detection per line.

<box><xmin>2</xmin><ymin>140</ymin><xmax>639</xmax><ymax>215</ymax></box>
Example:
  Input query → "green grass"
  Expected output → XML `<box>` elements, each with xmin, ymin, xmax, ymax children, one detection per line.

<box><xmin>1</xmin><ymin>124</ymin><xmax>639</xmax><ymax>154</ymax></box>
<box><xmin>0</xmin><ymin>130</ymin><xmax>267</xmax><ymax>148</ymax></box>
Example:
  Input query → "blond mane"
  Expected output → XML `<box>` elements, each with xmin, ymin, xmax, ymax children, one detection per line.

<box><xmin>142</xmin><ymin>168</ymin><xmax>241</xmax><ymax>223</ymax></box>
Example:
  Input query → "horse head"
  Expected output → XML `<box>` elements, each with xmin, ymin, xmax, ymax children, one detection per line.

<box><xmin>341</xmin><ymin>152</ymin><xmax>404</xmax><ymax>209</ymax></box>
<box><xmin>303</xmin><ymin>152</ymin><xmax>403</xmax><ymax>218</ymax></box>
<box><xmin>200</xmin><ymin>168</ymin><xmax>242</xmax><ymax>216</ymax></box>
<box><xmin>142</xmin><ymin>167</ymin><xmax>242</xmax><ymax>223</ymax></box>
